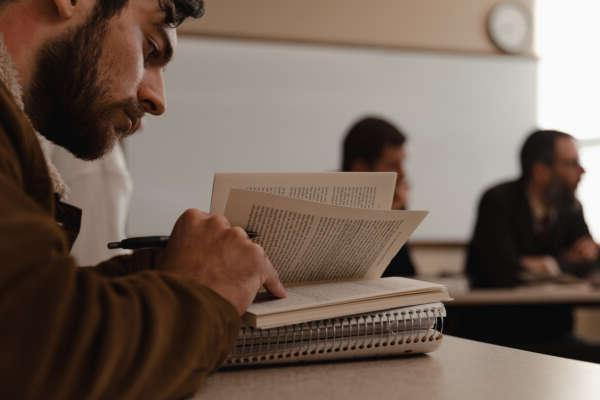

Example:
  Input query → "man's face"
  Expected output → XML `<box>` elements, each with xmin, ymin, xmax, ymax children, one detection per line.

<box><xmin>372</xmin><ymin>145</ymin><xmax>408</xmax><ymax>210</ymax></box>
<box><xmin>24</xmin><ymin>0</ymin><xmax>176</xmax><ymax>160</ymax></box>
<box><xmin>552</xmin><ymin>137</ymin><xmax>585</xmax><ymax>193</ymax></box>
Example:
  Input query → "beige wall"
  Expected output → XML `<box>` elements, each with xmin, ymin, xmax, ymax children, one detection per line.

<box><xmin>181</xmin><ymin>0</ymin><xmax>535</xmax><ymax>56</ymax></box>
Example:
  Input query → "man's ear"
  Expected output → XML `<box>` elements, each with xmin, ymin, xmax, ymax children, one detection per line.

<box><xmin>350</xmin><ymin>159</ymin><xmax>370</xmax><ymax>172</ymax></box>
<box><xmin>53</xmin><ymin>0</ymin><xmax>78</xmax><ymax>19</ymax></box>
<box><xmin>532</xmin><ymin>162</ymin><xmax>552</xmax><ymax>185</ymax></box>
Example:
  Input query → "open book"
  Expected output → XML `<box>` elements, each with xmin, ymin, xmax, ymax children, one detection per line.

<box><xmin>211</xmin><ymin>173</ymin><xmax>451</xmax><ymax>329</ymax></box>
<box><xmin>245</xmin><ymin>278</ymin><xmax>449</xmax><ymax>328</ymax></box>
<box><xmin>210</xmin><ymin>172</ymin><xmax>398</xmax><ymax>214</ymax></box>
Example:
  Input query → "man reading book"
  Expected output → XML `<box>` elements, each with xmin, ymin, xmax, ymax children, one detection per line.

<box><xmin>0</xmin><ymin>1</ymin><xmax>285</xmax><ymax>398</ymax></box>
<box><xmin>342</xmin><ymin>116</ymin><xmax>417</xmax><ymax>277</ymax></box>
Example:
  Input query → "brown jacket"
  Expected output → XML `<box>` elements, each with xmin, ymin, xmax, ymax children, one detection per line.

<box><xmin>0</xmin><ymin>80</ymin><xmax>240</xmax><ymax>398</ymax></box>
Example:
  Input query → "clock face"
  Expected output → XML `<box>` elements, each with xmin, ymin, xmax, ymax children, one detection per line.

<box><xmin>487</xmin><ymin>2</ymin><xmax>532</xmax><ymax>54</ymax></box>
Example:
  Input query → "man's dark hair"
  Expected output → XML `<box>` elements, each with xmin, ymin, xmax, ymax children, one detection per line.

<box><xmin>341</xmin><ymin>117</ymin><xmax>407</xmax><ymax>171</ymax></box>
<box><xmin>97</xmin><ymin>0</ymin><xmax>204</xmax><ymax>26</ymax></box>
<box><xmin>520</xmin><ymin>129</ymin><xmax>573</xmax><ymax>181</ymax></box>
<box><xmin>0</xmin><ymin>0</ymin><xmax>204</xmax><ymax>26</ymax></box>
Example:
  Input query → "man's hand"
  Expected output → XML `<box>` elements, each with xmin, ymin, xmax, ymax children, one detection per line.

<box><xmin>158</xmin><ymin>209</ymin><xmax>286</xmax><ymax>315</ymax></box>
<box><xmin>563</xmin><ymin>236</ymin><xmax>599</xmax><ymax>264</ymax></box>
<box><xmin>520</xmin><ymin>255</ymin><xmax>561</xmax><ymax>277</ymax></box>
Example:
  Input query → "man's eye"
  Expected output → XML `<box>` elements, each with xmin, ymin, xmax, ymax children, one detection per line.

<box><xmin>145</xmin><ymin>39</ymin><xmax>159</xmax><ymax>63</ymax></box>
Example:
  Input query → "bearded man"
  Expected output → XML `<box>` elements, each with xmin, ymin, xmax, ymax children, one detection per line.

<box><xmin>467</xmin><ymin>129</ymin><xmax>599</xmax><ymax>287</ymax></box>
<box><xmin>0</xmin><ymin>1</ymin><xmax>285</xmax><ymax>399</ymax></box>
<box><xmin>460</xmin><ymin>129</ymin><xmax>600</xmax><ymax>363</ymax></box>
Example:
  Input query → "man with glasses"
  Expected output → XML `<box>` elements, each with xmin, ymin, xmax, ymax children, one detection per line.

<box><xmin>463</xmin><ymin>129</ymin><xmax>600</xmax><ymax>362</ymax></box>
<box><xmin>467</xmin><ymin>129</ymin><xmax>599</xmax><ymax>287</ymax></box>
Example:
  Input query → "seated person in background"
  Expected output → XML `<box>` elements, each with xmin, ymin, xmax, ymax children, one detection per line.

<box><xmin>467</xmin><ymin>129</ymin><xmax>599</xmax><ymax>288</ymax></box>
<box><xmin>461</xmin><ymin>130</ymin><xmax>600</xmax><ymax>363</ymax></box>
<box><xmin>342</xmin><ymin>116</ymin><xmax>416</xmax><ymax>277</ymax></box>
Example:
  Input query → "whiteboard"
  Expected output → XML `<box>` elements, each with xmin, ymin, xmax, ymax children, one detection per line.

<box><xmin>125</xmin><ymin>37</ymin><xmax>537</xmax><ymax>241</ymax></box>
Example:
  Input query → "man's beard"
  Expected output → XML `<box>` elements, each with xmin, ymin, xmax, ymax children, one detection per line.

<box><xmin>24</xmin><ymin>12</ymin><xmax>143</xmax><ymax>160</ymax></box>
<box><xmin>545</xmin><ymin>175</ymin><xmax>577</xmax><ymax>208</ymax></box>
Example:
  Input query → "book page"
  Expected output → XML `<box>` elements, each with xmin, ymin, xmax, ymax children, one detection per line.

<box><xmin>224</xmin><ymin>189</ymin><xmax>427</xmax><ymax>284</ymax></box>
<box><xmin>210</xmin><ymin>172</ymin><xmax>397</xmax><ymax>214</ymax></box>
<box><xmin>247</xmin><ymin>278</ymin><xmax>447</xmax><ymax>316</ymax></box>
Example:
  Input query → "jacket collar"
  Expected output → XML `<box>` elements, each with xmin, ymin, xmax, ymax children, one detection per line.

<box><xmin>0</xmin><ymin>35</ymin><xmax>68</xmax><ymax>198</ymax></box>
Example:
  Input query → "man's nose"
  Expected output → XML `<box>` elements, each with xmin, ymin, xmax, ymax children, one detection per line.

<box><xmin>138</xmin><ymin>69</ymin><xmax>167</xmax><ymax>116</ymax></box>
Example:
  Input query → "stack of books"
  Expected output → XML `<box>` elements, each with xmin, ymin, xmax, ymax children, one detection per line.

<box><xmin>210</xmin><ymin>172</ymin><xmax>451</xmax><ymax>366</ymax></box>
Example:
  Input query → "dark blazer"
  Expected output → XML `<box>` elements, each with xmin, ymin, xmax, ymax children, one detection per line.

<box><xmin>466</xmin><ymin>179</ymin><xmax>593</xmax><ymax>288</ymax></box>
<box><xmin>382</xmin><ymin>245</ymin><xmax>416</xmax><ymax>277</ymax></box>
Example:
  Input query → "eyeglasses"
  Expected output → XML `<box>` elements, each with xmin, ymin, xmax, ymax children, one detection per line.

<box><xmin>555</xmin><ymin>158</ymin><xmax>584</xmax><ymax>170</ymax></box>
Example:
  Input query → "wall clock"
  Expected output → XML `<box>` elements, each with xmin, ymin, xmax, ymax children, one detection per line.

<box><xmin>487</xmin><ymin>2</ymin><xmax>532</xmax><ymax>54</ymax></box>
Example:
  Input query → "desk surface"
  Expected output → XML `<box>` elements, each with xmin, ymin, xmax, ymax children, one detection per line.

<box><xmin>425</xmin><ymin>277</ymin><xmax>600</xmax><ymax>306</ymax></box>
<box><xmin>450</xmin><ymin>283</ymin><xmax>600</xmax><ymax>306</ymax></box>
<box><xmin>196</xmin><ymin>336</ymin><xmax>600</xmax><ymax>400</ymax></box>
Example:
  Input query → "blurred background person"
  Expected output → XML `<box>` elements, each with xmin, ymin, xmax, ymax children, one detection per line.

<box><xmin>341</xmin><ymin>116</ymin><xmax>416</xmax><ymax>277</ymax></box>
<box><xmin>467</xmin><ymin>129</ymin><xmax>600</xmax><ymax>288</ymax></box>
<box><xmin>462</xmin><ymin>129</ymin><xmax>600</xmax><ymax>363</ymax></box>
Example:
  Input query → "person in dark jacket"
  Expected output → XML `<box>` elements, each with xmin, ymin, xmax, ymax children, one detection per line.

<box><xmin>467</xmin><ymin>129</ymin><xmax>599</xmax><ymax>287</ymax></box>
<box><xmin>341</xmin><ymin>116</ymin><xmax>416</xmax><ymax>277</ymax></box>
<box><xmin>462</xmin><ymin>129</ymin><xmax>600</xmax><ymax>363</ymax></box>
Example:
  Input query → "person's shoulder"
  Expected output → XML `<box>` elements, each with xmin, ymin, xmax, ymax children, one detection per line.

<box><xmin>480</xmin><ymin>179</ymin><xmax>521</xmax><ymax>204</ymax></box>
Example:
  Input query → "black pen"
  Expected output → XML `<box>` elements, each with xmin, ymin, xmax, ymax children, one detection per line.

<box><xmin>108</xmin><ymin>231</ymin><xmax>258</xmax><ymax>250</ymax></box>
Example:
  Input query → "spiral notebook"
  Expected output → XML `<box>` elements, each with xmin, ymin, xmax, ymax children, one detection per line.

<box><xmin>224</xmin><ymin>302</ymin><xmax>446</xmax><ymax>367</ymax></box>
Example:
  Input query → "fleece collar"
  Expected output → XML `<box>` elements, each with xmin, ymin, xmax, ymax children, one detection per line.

<box><xmin>0</xmin><ymin>35</ymin><xmax>68</xmax><ymax>197</ymax></box>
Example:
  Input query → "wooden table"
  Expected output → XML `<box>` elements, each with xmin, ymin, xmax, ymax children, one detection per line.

<box><xmin>195</xmin><ymin>336</ymin><xmax>600</xmax><ymax>400</ymax></box>
<box><xmin>429</xmin><ymin>278</ymin><xmax>600</xmax><ymax>355</ymax></box>
<box><xmin>450</xmin><ymin>283</ymin><xmax>600</xmax><ymax>306</ymax></box>
<box><xmin>422</xmin><ymin>276</ymin><xmax>600</xmax><ymax>306</ymax></box>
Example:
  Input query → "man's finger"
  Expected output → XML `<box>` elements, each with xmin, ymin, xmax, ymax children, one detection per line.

<box><xmin>181</xmin><ymin>208</ymin><xmax>211</xmax><ymax>220</ymax></box>
<box><xmin>262</xmin><ymin>261</ymin><xmax>287</xmax><ymax>298</ymax></box>
<box><xmin>264</xmin><ymin>276</ymin><xmax>287</xmax><ymax>299</ymax></box>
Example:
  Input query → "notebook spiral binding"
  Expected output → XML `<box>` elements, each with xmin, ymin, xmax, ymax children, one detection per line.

<box><xmin>224</xmin><ymin>302</ymin><xmax>446</xmax><ymax>367</ymax></box>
